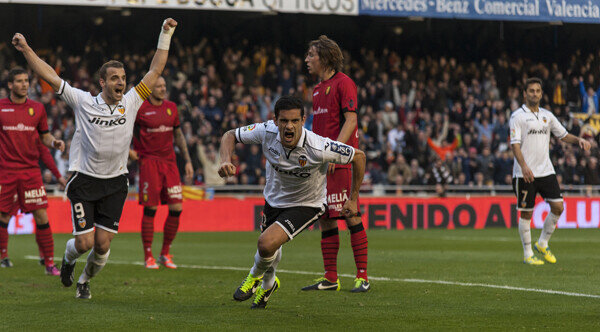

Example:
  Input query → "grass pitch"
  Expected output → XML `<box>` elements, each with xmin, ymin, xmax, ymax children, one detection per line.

<box><xmin>1</xmin><ymin>229</ymin><xmax>599</xmax><ymax>330</ymax></box>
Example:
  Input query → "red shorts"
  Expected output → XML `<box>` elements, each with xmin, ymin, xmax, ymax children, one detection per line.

<box><xmin>138</xmin><ymin>158</ymin><xmax>182</xmax><ymax>206</ymax></box>
<box><xmin>0</xmin><ymin>170</ymin><xmax>48</xmax><ymax>216</ymax></box>
<box><xmin>325</xmin><ymin>167</ymin><xmax>359</xmax><ymax>219</ymax></box>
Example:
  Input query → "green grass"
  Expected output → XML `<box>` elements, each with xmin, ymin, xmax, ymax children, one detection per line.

<box><xmin>1</xmin><ymin>229</ymin><xmax>600</xmax><ymax>330</ymax></box>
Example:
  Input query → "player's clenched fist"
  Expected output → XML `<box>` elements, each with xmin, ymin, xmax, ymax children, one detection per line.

<box><xmin>218</xmin><ymin>162</ymin><xmax>236</xmax><ymax>178</ymax></box>
<box><xmin>53</xmin><ymin>139</ymin><xmax>66</xmax><ymax>153</ymax></box>
<box><xmin>163</xmin><ymin>18</ymin><xmax>178</xmax><ymax>31</ymax></box>
<box><xmin>12</xmin><ymin>33</ymin><xmax>30</xmax><ymax>52</ymax></box>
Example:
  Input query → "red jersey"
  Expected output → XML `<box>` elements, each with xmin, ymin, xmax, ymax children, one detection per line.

<box><xmin>133</xmin><ymin>100</ymin><xmax>180</xmax><ymax>161</ymax></box>
<box><xmin>0</xmin><ymin>98</ymin><xmax>49</xmax><ymax>171</ymax></box>
<box><xmin>311</xmin><ymin>72</ymin><xmax>358</xmax><ymax>169</ymax></box>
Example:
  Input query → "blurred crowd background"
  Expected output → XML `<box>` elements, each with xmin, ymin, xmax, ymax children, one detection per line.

<box><xmin>1</xmin><ymin>5</ymin><xmax>599</xmax><ymax>195</ymax></box>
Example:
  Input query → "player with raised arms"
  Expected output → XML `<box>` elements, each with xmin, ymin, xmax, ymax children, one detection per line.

<box><xmin>12</xmin><ymin>18</ymin><xmax>177</xmax><ymax>299</ymax></box>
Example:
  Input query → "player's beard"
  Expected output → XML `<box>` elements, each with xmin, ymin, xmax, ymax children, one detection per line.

<box><xmin>12</xmin><ymin>90</ymin><xmax>27</xmax><ymax>100</ymax></box>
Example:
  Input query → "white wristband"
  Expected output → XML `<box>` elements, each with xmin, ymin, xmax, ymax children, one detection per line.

<box><xmin>157</xmin><ymin>19</ymin><xmax>175</xmax><ymax>50</ymax></box>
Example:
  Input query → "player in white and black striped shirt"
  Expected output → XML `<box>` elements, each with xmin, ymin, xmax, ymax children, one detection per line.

<box><xmin>509</xmin><ymin>77</ymin><xmax>590</xmax><ymax>266</ymax></box>
<box><xmin>12</xmin><ymin>18</ymin><xmax>177</xmax><ymax>299</ymax></box>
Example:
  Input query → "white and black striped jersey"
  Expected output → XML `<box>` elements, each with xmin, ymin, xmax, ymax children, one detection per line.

<box><xmin>235</xmin><ymin>121</ymin><xmax>355</xmax><ymax>209</ymax></box>
<box><xmin>509</xmin><ymin>104</ymin><xmax>567</xmax><ymax>178</ymax></box>
<box><xmin>58</xmin><ymin>80</ymin><xmax>151</xmax><ymax>178</ymax></box>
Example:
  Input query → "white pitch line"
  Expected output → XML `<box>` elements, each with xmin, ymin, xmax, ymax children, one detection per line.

<box><xmin>439</xmin><ymin>236</ymin><xmax>600</xmax><ymax>243</ymax></box>
<box><xmin>25</xmin><ymin>256</ymin><xmax>600</xmax><ymax>299</ymax></box>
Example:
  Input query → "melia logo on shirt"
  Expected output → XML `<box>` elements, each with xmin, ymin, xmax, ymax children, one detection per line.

<box><xmin>88</xmin><ymin>117</ymin><xmax>126</xmax><ymax>127</ymax></box>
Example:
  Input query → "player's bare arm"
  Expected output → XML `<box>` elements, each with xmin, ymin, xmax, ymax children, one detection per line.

<box><xmin>329</xmin><ymin>111</ymin><xmax>358</xmax><ymax>175</ymax></box>
<box><xmin>218</xmin><ymin>130</ymin><xmax>237</xmax><ymax>178</ymax></box>
<box><xmin>341</xmin><ymin>149</ymin><xmax>366</xmax><ymax>218</ymax></box>
<box><xmin>174</xmin><ymin>127</ymin><xmax>194</xmax><ymax>181</ymax></box>
<box><xmin>12</xmin><ymin>33</ymin><xmax>62</xmax><ymax>92</ymax></box>
<box><xmin>561</xmin><ymin>133</ymin><xmax>591</xmax><ymax>151</ymax></box>
<box><xmin>141</xmin><ymin>18</ymin><xmax>178</xmax><ymax>90</ymax></box>
<box><xmin>511</xmin><ymin>143</ymin><xmax>533</xmax><ymax>183</ymax></box>
<box><xmin>40</xmin><ymin>132</ymin><xmax>65</xmax><ymax>152</ymax></box>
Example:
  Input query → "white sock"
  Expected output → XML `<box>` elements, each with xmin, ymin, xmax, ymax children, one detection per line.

<box><xmin>64</xmin><ymin>238</ymin><xmax>83</xmax><ymax>264</ymax></box>
<box><xmin>262</xmin><ymin>247</ymin><xmax>282</xmax><ymax>290</ymax></box>
<box><xmin>518</xmin><ymin>218</ymin><xmax>533</xmax><ymax>258</ymax></box>
<box><xmin>538</xmin><ymin>212</ymin><xmax>560</xmax><ymax>248</ymax></box>
<box><xmin>249</xmin><ymin>250</ymin><xmax>277</xmax><ymax>279</ymax></box>
<box><xmin>78</xmin><ymin>249</ymin><xmax>110</xmax><ymax>284</ymax></box>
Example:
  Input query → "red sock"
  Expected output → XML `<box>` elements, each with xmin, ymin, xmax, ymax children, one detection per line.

<box><xmin>35</xmin><ymin>223</ymin><xmax>55</xmax><ymax>266</ymax></box>
<box><xmin>321</xmin><ymin>228</ymin><xmax>339</xmax><ymax>282</ymax></box>
<box><xmin>160</xmin><ymin>210</ymin><xmax>181</xmax><ymax>256</ymax></box>
<box><xmin>141</xmin><ymin>208</ymin><xmax>156</xmax><ymax>259</ymax></box>
<box><xmin>349</xmin><ymin>223</ymin><xmax>368</xmax><ymax>280</ymax></box>
<box><xmin>0</xmin><ymin>221</ymin><xmax>8</xmax><ymax>259</ymax></box>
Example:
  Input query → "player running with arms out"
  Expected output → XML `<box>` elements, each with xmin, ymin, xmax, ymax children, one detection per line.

<box><xmin>219</xmin><ymin>95</ymin><xmax>366</xmax><ymax>309</ymax></box>
<box><xmin>510</xmin><ymin>77</ymin><xmax>590</xmax><ymax>265</ymax></box>
<box><xmin>130</xmin><ymin>76</ymin><xmax>193</xmax><ymax>269</ymax></box>
<box><xmin>0</xmin><ymin>67</ymin><xmax>65</xmax><ymax>275</ymax></box>
<box><xmin>303</xmin><ymin>35</ymin><xmax>369</xmax><ymax>292</ymax></box>
<box><xmin>12</xmin><ymin>18</ymin><xmax>177</xmax><ymax>299</ymax></box>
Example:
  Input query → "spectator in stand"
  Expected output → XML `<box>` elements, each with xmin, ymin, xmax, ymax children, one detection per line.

<box><xmin>579</xmin><ymin>76</ymin><xmax>600</xmax><ymax>114</ymax></box>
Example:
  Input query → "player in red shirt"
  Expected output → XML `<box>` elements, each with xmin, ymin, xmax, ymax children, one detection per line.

<box><xmin>0</xmin><ymin>67</ymin><xmax>65</xmax><ymax>274</ymax></box>
<box><xmin>130</xmin><ymin>76</ymin><xmax>193</xmax><ymax>269</ymax></box>
<box><xmin>302</xmin><ymin>36</ymin><xmax>370</xmax><ymax>292</ymax></box>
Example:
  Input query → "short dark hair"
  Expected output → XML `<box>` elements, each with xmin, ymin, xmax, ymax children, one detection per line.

<box><xmin>8</xmin><ymin>67</ymin><xmax>28</xmax><ymax>83</ymax></box>
<box><xmin>274</xmin><ymin>95</ymin><xmax>304</xmax><ymax>119</ymax></box>
<box><xmin>308</xmin><ymin>35</ymin><xmax>344</xmax><ymax>73</ymax></box>
<box><xmin>98</xmin><ymin>60</ymin><xmax>125</xmax><ymax>80</ymax></box>
<box><xmin>524</xmin><ymin>77</ymin><xmax>543</xmax><ymax>91</ymax></box>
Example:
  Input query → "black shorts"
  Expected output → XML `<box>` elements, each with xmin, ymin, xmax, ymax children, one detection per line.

<box><xmin>512</xmin><ymin>174</ymin><xmax>563</xmax><ymax>211</ymax></box>
<box><xmin>261</xmin><ymin>202</ymin><xmax>326</xmax><ymax>239</ymax></box>
<box><xmin>65</xmin><ymin>172</ymin><xmax>129</xmax><ymax>235</ymax></box>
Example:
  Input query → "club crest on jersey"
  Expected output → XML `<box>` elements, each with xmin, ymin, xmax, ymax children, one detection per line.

<box><xmin>542</xmin><ymin>116</ymin><xmax>547</xmax><ymax>123</ymax></box>
<box><xmin>298</xmin><ymin>155</ymin><xmax>308</xmax><ymax>167</ymax></box>
<box><xmin>167</xmin><ymin>108</ymin><xmax>172</xmax><ymax>116</ymax></box>
<box><xmin>28</xmin><ymin>108</ymin><xmax>34</xmax><ymax>116</ymax></box>
<box><xmin>326</xmin><ymin>86</ymin><xmax>331</xmax><ymax>95</ymax></box>
<box><xmin>118</xmin><ymin>107</ymin><xmax>125</xmax><ymax>115</ymax></box>
<box><xmin>78</xmin><ymin>218</ymin><xmax>86</xmax><ymax>228</ymax></box>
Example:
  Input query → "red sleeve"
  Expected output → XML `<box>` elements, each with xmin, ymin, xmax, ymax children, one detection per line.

<box><xmin>37</xmin><ymin>105</ymin><xmax>49</xmax><ymax>133</ymax></box>
<box><xmin>339</xmin><ymin>76</ymin><xmax>357</xmax><ymax>113</ymax></box>
<box><xmin>171</xmin><ymin>101</ymin><xmax>180</xmax><ymax>128</ymax></box>
<box><xmin>38</xmin><ymin>139</ymin><xmax>61</xmax><ymax>179</ymax></box>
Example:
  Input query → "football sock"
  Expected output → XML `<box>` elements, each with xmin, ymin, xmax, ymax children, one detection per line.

<box><xmin>262</xmin><ymin>247</ymin><xmax>282</xmax><ymax>290</ymax></box>
<box><xmin>79</xmin><ymin>249</ymin><xmax>110</xmax><ymax>284</ymax></box>
<box><xmin>35</xmin><ymin>223</ymin><xmax>55</xmax><ymax>266</ymax></box>
<box><xmin>249</xmin><ymin>250</ymin><xmax>277</xmax><ymax>278</ymax></box>
<box><xmin>538</xmin><ymin>212</ymin><xmax>560</xmax><ymax>248</ymax></box>
<box><xmin>518</xmin><ymin>218</ymin><xmax>533</xmax><ymax>258</ymax></box>
<box><xmin>141</xmin><ymin>207</ymin><xmax>156</xmax><ymax>259</ymax></box>
<box><xmin>349</xmin><ymin>222</ymin><xmax>368</xmax><ymax>280</ymax></box>
<box><xmin>161</xmin><ymin>210</ymin><xmax>181</xmax><ymax>256</ymax></box>
<box><xmin>64</xmin><ymin>238</ymin><xmax>83</xmax><ymax>264</ymax></box>
<box><xmin>0</xmin><ymin>221</ymin><xmax>8</xmax><ymax>259</ymax></box>
<box><xmin>321</xmin><ymin>228</ymin><xmax>339</xmax><ymax>282</ymax></box>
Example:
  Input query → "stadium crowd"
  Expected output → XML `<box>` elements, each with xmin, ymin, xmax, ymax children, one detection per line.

<box><xmin>0</xmin><ymin>38</ymin><xmax>599</xmax><ymax>192</ymax></box>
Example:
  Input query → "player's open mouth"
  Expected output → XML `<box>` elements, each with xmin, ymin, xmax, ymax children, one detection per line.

<box><xmin>284</xmin><ymin>131</ymin><xmax>294</xmax><ymax>142</ymax></box>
